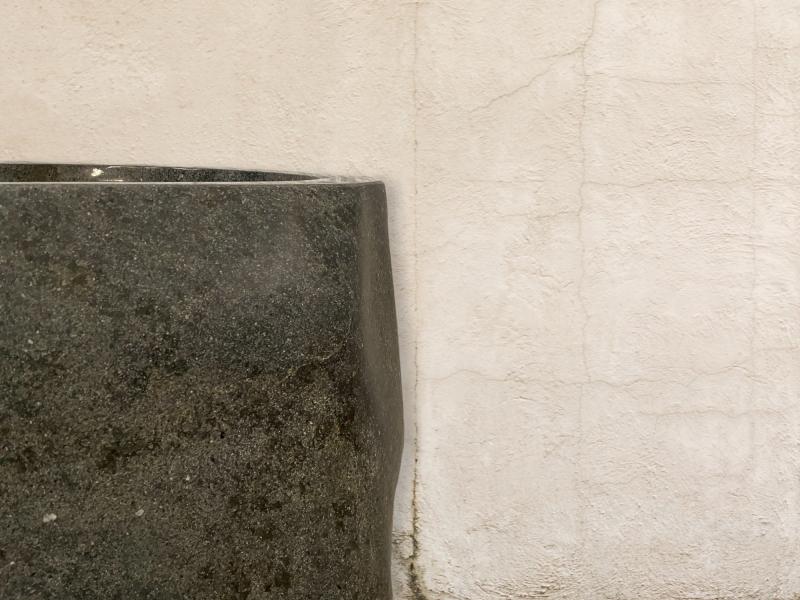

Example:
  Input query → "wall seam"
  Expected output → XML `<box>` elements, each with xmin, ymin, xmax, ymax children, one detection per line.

<box><xmin>407</xmin><ymin>1</ymin><xmax>431</xmax><ymax>599</ymax></box>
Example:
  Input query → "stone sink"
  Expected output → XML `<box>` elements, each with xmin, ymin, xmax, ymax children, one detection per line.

<box><xmin>0</xmin><ymin>164</ymin><xmax>403</xmax><ymax>599</ymax></box>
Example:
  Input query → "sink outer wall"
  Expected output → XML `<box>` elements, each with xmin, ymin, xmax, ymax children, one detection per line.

<box><xmin>0</xmin><ymin>176</ymin><xmax>403</xmax><ymax>599</ymax></box>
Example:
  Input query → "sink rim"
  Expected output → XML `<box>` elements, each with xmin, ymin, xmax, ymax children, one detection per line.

<box><xmin>0</xmin><ymin>162</ymin><xmax>380</xmax><ymax>186</ymax></box>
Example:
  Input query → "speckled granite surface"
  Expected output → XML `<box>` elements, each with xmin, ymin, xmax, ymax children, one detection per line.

<box><xmin>0</xmin><ymin>165</ymin><xmax>403</xmax><ymax>599</ymax></box>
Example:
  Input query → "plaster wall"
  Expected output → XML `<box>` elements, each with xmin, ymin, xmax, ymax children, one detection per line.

<box><xmin>2</xmin><ymin>1</ymin><xmax>800</xmax><ymax>598</ymax></box>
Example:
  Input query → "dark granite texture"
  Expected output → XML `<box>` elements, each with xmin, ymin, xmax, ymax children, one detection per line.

<box><xmin>0</xmin><ymin>164</ymin><xmax>403</xmax><ymax>599</ymax></box>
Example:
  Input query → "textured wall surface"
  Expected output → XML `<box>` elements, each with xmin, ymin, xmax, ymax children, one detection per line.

<box><xmin>415</xmin><ymin>0</ymin><xmax>800</xmax><ymax>598</ymax></box>
<box><xmin>2</xmin><ymin>1</ymin><xmax>800</xmax><ymax>598</ymax></box>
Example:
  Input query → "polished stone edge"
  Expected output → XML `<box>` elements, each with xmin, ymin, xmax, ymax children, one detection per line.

<box><xmin>0</xmin><ymin>162</ymin><xmax>382</xmax><ymax>186</ymax></box>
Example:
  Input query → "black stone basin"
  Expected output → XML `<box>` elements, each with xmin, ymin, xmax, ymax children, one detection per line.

<box><xmin>0</xmin><ymin>164</ymin><xmax>403</xmax><ymax>599</ymax></box>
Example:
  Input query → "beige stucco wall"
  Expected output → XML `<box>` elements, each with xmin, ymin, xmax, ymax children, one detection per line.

<box><xmin>3</xmin><ymin>1</ymin><xmax>800</xmax><ymax>598</ymax></box>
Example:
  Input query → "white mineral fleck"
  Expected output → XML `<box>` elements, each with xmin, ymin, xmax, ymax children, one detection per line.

<box><xmin>42</xmin><ymin>513</ymin><xmax>57</xmax><ymax>523</ymax></box>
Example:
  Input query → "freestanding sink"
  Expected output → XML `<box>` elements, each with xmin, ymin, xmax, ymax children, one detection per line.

<box><xmin>0</xmin><ymin>164</ymin><xmax>403</xmax><ymax>599</ymax></box>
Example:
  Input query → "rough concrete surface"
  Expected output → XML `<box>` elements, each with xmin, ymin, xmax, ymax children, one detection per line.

<box><xmin>1</xmin><ymin>1</ymin><xmax>799</xmax><ymax>598</ymax></box>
